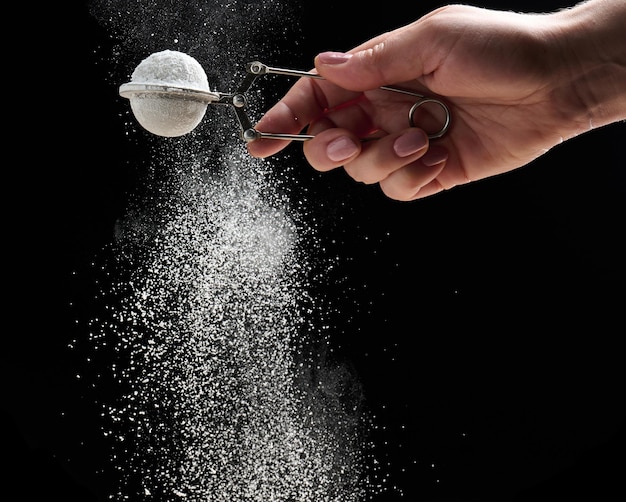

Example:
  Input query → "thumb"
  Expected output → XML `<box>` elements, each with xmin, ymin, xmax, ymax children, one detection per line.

<box><xmin>314</xmin><ymin>30</ymin><xmax>432</xmax><ymax>91</ymax></box>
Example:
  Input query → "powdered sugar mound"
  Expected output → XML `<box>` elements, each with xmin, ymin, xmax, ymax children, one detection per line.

<box><xmin>124</xmin><ymin>50</ymin><xmax>211</xmax><ymax>137</ymax></box>
<box><xmin>131</xmin><ymin>50</ymin><xmax>210</xmax><ymax>91</ymax></box>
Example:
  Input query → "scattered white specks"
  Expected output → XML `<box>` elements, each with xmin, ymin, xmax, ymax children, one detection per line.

<box><xmin>87</xmin><ymin>145</ymin><xmax>379</xmax><ymax>501</ymax></box>
<box><xmin>82</xmin><ymin>1</ymin><xmax>390</xmax><ymax>499</ymax></box>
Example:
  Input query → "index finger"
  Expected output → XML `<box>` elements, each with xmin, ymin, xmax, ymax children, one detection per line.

<box><xmin>246</xmin><ymin>75</ymin><xmax>359</xmax><ymax>158</ymax></box>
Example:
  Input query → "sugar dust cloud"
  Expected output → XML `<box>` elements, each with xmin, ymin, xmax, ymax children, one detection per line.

<box><xmin>79</xmin><ymin>0</ymin><xmax>389</xmax><ymax>500</ymax></box>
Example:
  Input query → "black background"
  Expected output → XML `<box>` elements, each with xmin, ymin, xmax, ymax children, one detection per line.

<box><xmin>5</xmin><ymin>0</ymin><xmax>625</xmax><ymax>501</ymax></box>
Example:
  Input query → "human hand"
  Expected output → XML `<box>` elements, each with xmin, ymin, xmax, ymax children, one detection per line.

<box><xmin>247</xmin><ymin>1</ymin><xmax>626</xmax><ymax>201</ymax></box>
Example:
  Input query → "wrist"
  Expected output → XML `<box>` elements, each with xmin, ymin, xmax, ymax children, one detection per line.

<box><xmin>547</xmin><ymin>0</ymin><xmax>626</xmax><ymax>135</ymax></box>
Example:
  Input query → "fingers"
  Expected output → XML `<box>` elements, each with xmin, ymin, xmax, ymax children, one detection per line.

<box><xmin>302</xmin><ymin>126</ymin><xmax>449</xmax><ymax>199</ymax></box>
<box><xmin>301</xmin><ymin>127</ymin><xmax>362</xmax><ymax>171</ymax></box>
<box><xmin>343</xmin><ymin>129</ymin><xmax>430</xmax><ymax>184</ymax></box>
<box><xmin>378</xmin><ymin>145</ymin><xmax>449</xmax><ymax>200</ymax></box>
<box><xmin>246</xmin><ymin>79</ymin><xmax>320</xmax><ymax>158</ymax></box>
<box><xmin>247</xmin><ymin>75</ymin><xmax>362</xmax><ymax>159</ymax></box>
<box><xmin>313</xmin><ymin>20</ymin><xmax>441</xmax><ymax>92</ymax></box>
<box><xmin>246</xmin><ymin>100</ymin><xmax>304</xmax><ymax>158</ymax></box>
<box><xmin>248</xmin><ymin>12</ymin><xmax>447</xmax><ymax>159</ymax></box>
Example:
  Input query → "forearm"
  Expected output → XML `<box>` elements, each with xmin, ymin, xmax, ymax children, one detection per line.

<box><xmin>548</xmin><ymin>0</ymin><xmax>626</xmax><ymax>133</ymax></box>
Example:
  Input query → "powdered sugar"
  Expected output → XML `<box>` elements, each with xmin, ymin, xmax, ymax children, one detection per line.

<box><xmin>131</xmin><ymin>50</ymin><xmax>210</xmax><ymax>91</ymax></box>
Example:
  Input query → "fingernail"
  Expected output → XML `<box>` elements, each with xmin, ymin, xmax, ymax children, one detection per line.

<box><xmin>393</xmin><ymin>129</ymin><xmax>428</xmax><ymax>157</ymax></box>
<box><xmin>327</xmin><ymin>136</ymin><xmax>359</xmax><ymax>162</ymax></box>
<box><xmin>420</xmin><ymin>146</ymin><xmax>449</xmax><ymax>166</ymax></box>
<box><xmin>317</xmin><ymin>51</ymin><xmax>353</xmax><ymax>65</ymax></box>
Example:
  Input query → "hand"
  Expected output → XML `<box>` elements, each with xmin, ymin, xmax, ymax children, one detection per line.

<box><xmin>247</xmin><ymin>1</ymin><xmax>626</xmax><ymax>201</ymax></box>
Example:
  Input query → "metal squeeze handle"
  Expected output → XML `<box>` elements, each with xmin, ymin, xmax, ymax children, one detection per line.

<box><xmin>220</xmin><ymin>62</ymin><xmax>451</xmax><ymax>142</ymax></box>
<box><xmin>119</xmin><ymin>59</ymin><xmax>452</xmax><ymax>143</ymax></box>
